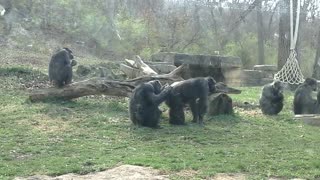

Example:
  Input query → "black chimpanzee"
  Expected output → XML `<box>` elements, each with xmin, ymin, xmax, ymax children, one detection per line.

<box><xmin>166</xmin><ymin>76</ymin><xmax>216</xmax><ymax>125</ymax></box>
<box><xmin>293</xmin><ymin>77</ymin><xmax>318</xmax><ymax>114</ymax></box>
<box><xmin>259</xmin><ymin>80</ymin><xmax>284</xmax><ymax>115</ymax></box>
<box><xmin>129</xmin><ymin>80</ymin><xmax>172</xmax><ymax>128</ymax></box>
<box><xmin>314</xmin><ymin>91</ymin><xmax>320</xmax><ymax>114</ymax></box>
<box><xmin>48</xmin><ymin>47</ymin><xmax>77</xmax><ymax>88</ymax></box>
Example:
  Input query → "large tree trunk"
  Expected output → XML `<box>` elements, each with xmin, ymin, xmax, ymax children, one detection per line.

<box><xmin>277</xmin><ymin>0</ymin><xmax>290</xmax><ymax>70</ymax></box>
<box><xmin>312</xmin><ymin>29</ymin><xmax>320</xmax><ymax>79</ymax></box>
<box><xmin>257</xmin><ymin>0</ymin><xmax>265</xmax><ymax>65</ymax></box>
<box><xmin>277</xmin><ymin>0</ymin><xmax>300</xmax><ymax>70</ymax></box>
<box><xmin>29</xmin><ymin>64</ymin><xmax>187</xmax><ymax>102</ymax></box>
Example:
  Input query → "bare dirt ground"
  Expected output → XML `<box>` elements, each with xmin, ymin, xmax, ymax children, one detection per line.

<box><xmin>14</xmin><ymin>165</ymin><xmax>169</xmax><ymax>180</ymax></box>
<box><xmin>14</xmin><ymin>165</ymin><xmax>248</xmax><ymax>180</ymax></box>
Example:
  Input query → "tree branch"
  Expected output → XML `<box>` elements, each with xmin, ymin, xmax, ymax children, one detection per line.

<box><xmin>29</xmin><ymin>64</ymin><xmax>187</xmax><ymax>102</ymax></box>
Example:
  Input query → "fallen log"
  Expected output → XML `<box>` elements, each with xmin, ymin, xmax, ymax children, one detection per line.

<box><xmin>126</xmin><ymin>55</ymin><xmax>157</xmax><ymax>75</ymax></box>
<box><xmin>29</xmin><ymin>79</ymin><xmax>135</xmax><ymax>102</ymax></box>
<box><xmin>120</xmin><ymin>55</ymin><xmax>157</xmax><ymax>78</ymax></box>
<box><xmin>126</xmin><ymin>64</ymin><xmax>187</xmax><ymax>86</ymax></box>
<box><xmin>29</xmin><ymin>64</ymin><xmax>187</xmax><ymax>102</ymax></box>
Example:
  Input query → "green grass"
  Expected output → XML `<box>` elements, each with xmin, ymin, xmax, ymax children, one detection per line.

<box><xmin>1</xmin><ymin>49</ymin><xmax>320</xmax><ymax>179</ymax></box>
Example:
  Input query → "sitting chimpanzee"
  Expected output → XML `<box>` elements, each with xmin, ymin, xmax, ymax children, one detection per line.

<box><xmin>259</xmin><ymin>80</ymin><xmax>284</xmax><ymax>115</ymax></box>
<box><xmin>314</xmin><ymin>91</ymin><xmax>320</xmax><ymax>114</ymax></box>
<box><xmin>293</xmin><ymin>77</ymin><xmax>318</xmax><ymax>114</ymax></box>
<box><xmin>49</xmin><ymin>47</ymin><xmax>77</xmax><ymax>88</ymax></box>
<box><xmin>129</xmin><ymin>80</ymin><xmax>172</xmax><ymax>128</ymax></box>
<box><xmin>166</xmin><ymin>76</ymin><xmax>216</xmax><ymax>125</ymax></box>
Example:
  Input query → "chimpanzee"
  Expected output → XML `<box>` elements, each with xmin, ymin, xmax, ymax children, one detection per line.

<box><xmin>259</xmin><ymin>80</ymin><xmax>284</xmax><ymax>115</ymax></box>
<box><xmin>314</xmin><ymin>91</ymin><xmax>320</xmax><ymax>114</ymax></box>
<box><xmin>48</xmin><ymin>47</ymin><xmax>77</xmax><ymax>88</ymax></box>
<box><xmin>129</xmin><ymin>80</ymin><xmax>172</xmax><ymax>128</ymax></box>
<box><xmin>166</xmin><ymin>77</ymin><xmax>216</xmax><ymax>125</ymax></box>
<box><xmin>293</xmin><ymin>77</ymin><xmax>318</xmax><ymax>114</ymax></box>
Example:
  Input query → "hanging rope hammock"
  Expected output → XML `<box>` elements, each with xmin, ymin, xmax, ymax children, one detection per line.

<box><xmin>274</xmin><ymin>0</ymin><xmax>304</xmax><ymax>84</ymax></box>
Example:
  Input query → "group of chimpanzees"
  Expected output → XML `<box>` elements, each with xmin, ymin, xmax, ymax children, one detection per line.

<box><xmin>129</xmin><ymin>77</ymin><xmax>217</xmax><ymax>128</ymax></box>
<box><xmin>48</xmin><ymin>48</ymin><xmax>320</xmax><ymax>128</ymax></box>
<box><xmin>48</xmin><ymin>47</ymin><xmax>218</xmax><ymax>128</ymax></box>
<box><xmin>259</xmin><ymin>77</ymin><xmax>320</xmax><ymax>115</ymax></box>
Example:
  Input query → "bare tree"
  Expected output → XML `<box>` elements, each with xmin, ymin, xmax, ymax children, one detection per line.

<box><xmin>312</xmin><ymin>28</ymin><xmax>320</xmax><ymax>79</ymax></box>
<box><xmin>257</xmin><ymin>0</ymin><xmax>265</xmax><ymax>65</ymax></box>
<box><xmin>277</xmin><ymin>0</ymin><xmax>301</xmax><ymax>70</ymax></box>
<box><xmin>277</xmin><ymin>0</ymin><xmax>290</xmax><ymax>70</ymax></box>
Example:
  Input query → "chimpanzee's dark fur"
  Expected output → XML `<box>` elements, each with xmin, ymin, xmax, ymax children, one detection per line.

<box><xmin>129</xmin><ymin>80</ymin><xmax>172</xmax><ymax>128</ymax></box>
<box><xmin>259</xmin><ymin>80</ymin><xmax>284</xmax><ymax>115</ymax></box>
<box><xmin>315</xmin><ymin>91</ymin><xmax>320</xmax><ymax>114</ymax></box>
<box><xmin>293</xmin><ymin>78</ymin><xmax>318</xmax><ymax>114</ymax></box>
<box><xmin>166</xmin><ymin>77</ymin><xmax>216</xmax><ymax>125</ymax></box>
<box><xmin>48</xmin><ymin>47</ymin><xmax>76</xmax><ymax>88</ymax></box>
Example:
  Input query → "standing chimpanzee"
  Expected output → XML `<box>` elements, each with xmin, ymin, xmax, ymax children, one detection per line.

<box><xmin>48</xmin><ymin>47</ymin><xmax>77</xmax><ymax>88</ymax></box>
<box><xmin>166</xmin><ymin>77</ymin><xmax>216</xmax><ymax>125</ymax></box>
<box><xmin>129</xmin><ymin>80</ymin><xmax>172</xmax><ymax>128</ymax></box>
<box><xmin>259</xmin><ymin>80</ymin><xmax>284</xmax><ymax>115</ymax></box>
<box><xmin>294</xmin><ymin>77</ymin><xmax>318</xmax><ymax>114</ymax></box>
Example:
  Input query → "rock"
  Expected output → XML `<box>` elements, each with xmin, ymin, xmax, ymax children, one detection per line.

<box><xmin>208</xmin><ymin>93</ymin><xmax>233</xmax><ymax>116</ymax></box>
<box><xmin>260</xmin><ymin>78</ymin><xmax>274</xmax><ymax>85</ymax></box>
<box><xmin>240</xmin><ymin>70</ymin><xmax>276</xmax><ymax>86</ymax></box>
<box><xmin>76</xmin><ymin>65</ymin><xmax>91</xmax><ymax>76</ymax></box>
<box><xmin>151</xmin><ymin>52</ymin><xmax>242</xmax><ymax>68</ymax></box>
<box><xmin>253</xmin><ymin>65</ymin><xmax>277</xmax><ymax>72</ymax></box>
<box><xmin>151</xmin><ymin>52</ymin><xmax>242</xmax><ymax>86</ymax></box>
<box><xmin>145</xmin><ymin>62</ymin><xmax>176</xmax><ymax>74</ymax></box>
<box><xmin>76</xmin><ymin>64</ymin><xmax>117</xmax><ymax>80</ymax></box>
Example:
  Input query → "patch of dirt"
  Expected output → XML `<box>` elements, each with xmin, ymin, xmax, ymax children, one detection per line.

<box><xmin>233</xmin><ymin>101</ymin><xmax>262</xmax><ymax>116</ymax></box>
<box><xmin>211</xmin><ymin>173</ymin><xmax>246</xmax><ymax>180</ymax></box>
<box><xmin>14</xmin><ymin>165</ymin><xmax>253</xmax><ymax>180</ymax></box>
<box><xmin>233</xmin><ymin>101</ymin><xmax>260</xmax><ymax>110</ymax></box>
<box><xmin>175</xmin><ymin>169</ymin><xmax>198</xmax><ymax>177</ymax></box>
<box><xmin>14</xmin><ymin>165</ymin><xmax>169</xmax><ymax>180</ymax></box>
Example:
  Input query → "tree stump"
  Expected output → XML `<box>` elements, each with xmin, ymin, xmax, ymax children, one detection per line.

<box><xmin>208</xmin><ymin>93</ymin><xmax>233</xmax><ymax>116</ymax></box>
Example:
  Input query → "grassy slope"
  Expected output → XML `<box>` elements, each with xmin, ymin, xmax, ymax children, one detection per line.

<box><xmin>0</xmin><ymin>49</ymin><xmax>320</xmax><ymax>179</ymax></box>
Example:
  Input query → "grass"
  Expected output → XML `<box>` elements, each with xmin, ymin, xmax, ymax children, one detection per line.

<box><xmin>1</xmin><ymin>48</ymin><xmax>320</xmax><ymax>179</ymax></box>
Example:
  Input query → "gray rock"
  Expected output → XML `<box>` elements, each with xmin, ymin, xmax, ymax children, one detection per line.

<box><xmin>253</xmin><ymin>65</ymin><xmax>277</xmax><ymax>72</ymax></box>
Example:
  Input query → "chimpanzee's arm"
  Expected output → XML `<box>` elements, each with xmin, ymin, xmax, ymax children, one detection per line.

<box><xmin>145</xmin><ymin>86</ymin><xmax>172</xmax><ymax>105</ymax></box>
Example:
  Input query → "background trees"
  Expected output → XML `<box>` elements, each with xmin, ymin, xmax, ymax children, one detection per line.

<box><xmin>0</xmin><ymin>0</ymin><xmax>320</xmax><ymax>76</ymax></box>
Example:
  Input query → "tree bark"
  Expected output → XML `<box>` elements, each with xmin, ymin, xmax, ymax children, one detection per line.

<box><xmin>312</xmin><ymin>28</ymin><xmax>320</xmax><ymax>79</ymax></box>
<box><xmin>277</xmin><ymin>0</ymin><xmax>290</xmax><ymax>70</ymax></box>
<box><xmin>29</xmin><ymin>79</ymin><xmax>134</xmax><ymax>102</ymax></box>
<box><xmin>29</xmin><ymin>64</ymin><xmax>187</xmax><ymax>102</ymax></box>
<box><xmin>257</xmin><ymin>0</ymin><xmax>265</xmax><ymax>65</ymax></box>
<box><xmin>277</xmin><ymin>0</ymin><xmax>300</xmax><ymax>70</ymax></box>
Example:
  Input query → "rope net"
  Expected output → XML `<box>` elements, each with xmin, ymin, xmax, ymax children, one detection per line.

<box><xmin>274</xmin><ymin>0</ymin><xmax>304</xmax><ymax>85</ymax></box>
<box><xmin>274</xmin><ymin>50</ymin><xmax>304</xmax><ymax>84</ymax></box>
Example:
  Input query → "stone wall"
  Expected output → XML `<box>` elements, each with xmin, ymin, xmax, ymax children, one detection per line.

<box><xmin>151</xmin><ymin>52</ymin><xmax>242</xmax><ymax>86</ymax></box>
<box><xmin>240</xmin><ymin>65</ymin><xmax>277</xmax><ymax>86</ymax></box>
<box><xmin>150</xmin><ymin>52</ymin><xmax>277</xmax><ymax>87</ymax></box>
